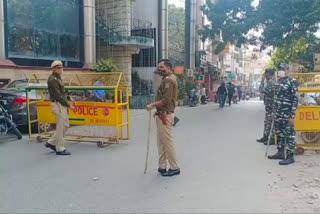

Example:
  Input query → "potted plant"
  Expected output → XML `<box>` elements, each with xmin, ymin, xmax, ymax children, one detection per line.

<box><xmin>177</xmin><ymin>74</ymin><xmax>187</xmax><ymax>106</ymax></box>
<box><xmin>94</xmin><ymin>58</ymin><xmax>119</xmax><ymax>101</ymax></box>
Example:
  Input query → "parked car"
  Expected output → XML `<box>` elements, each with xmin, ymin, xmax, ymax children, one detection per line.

<box><xmin>0</xmin><ymin>79</ymin><xmax>96</xmax><ymax>131</ymax></box>
<box><xmin>0</xmin><ymin>79</ymin><xmax>39</xmax><ymax>131</ymax></box>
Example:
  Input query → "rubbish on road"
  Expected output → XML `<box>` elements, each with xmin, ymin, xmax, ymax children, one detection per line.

<box><xmin>293</xmin><ymin>184</ymin><xmax>299</xmax><ymax>188</ymax></box>
<box><xmin>92</xmin><ymin>177</ymin><xmax>100</xmax><ymax>181</ymax></box>
<box><xmin>308</xmin><ymin>193</ymin><xmax>319</xmax><ymax>200</ymax></box>
<box><xmin>25</xmin><ymin>72</ymin><xmax>131</xmax><ymax>148</ymax></box>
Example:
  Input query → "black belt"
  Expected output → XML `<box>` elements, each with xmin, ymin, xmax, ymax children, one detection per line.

<box><xmin>156</xmin><ymin>111</ymin><xmax>174</xmax><ymax>114</ymax></box>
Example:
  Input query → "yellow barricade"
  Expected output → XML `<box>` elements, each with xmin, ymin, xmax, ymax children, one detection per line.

<box><xmin>290</xmin><ymin>73</ymin><xmax>320</xmax><ymax>154</ymax></box>
<box><xmin>26</xmin><ymin>72</ymin><xmax>130</xmax><ymax>147</ymax></box>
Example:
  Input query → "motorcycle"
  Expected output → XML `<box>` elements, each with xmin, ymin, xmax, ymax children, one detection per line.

<box><xmin>0</xmin><ymin>102</ymin><xmax>23</xmax><ymax>140</ymax></box>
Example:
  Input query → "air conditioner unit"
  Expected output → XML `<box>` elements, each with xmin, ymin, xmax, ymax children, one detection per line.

<box><xmin>187</xmin><ymin>69</ymin><xmax>193</xmax><ymax>77</ymax></box>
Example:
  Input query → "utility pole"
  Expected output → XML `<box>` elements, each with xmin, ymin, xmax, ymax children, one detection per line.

<box><xmin>185</xmin><ymin>0</ymin><xmax>191</xmax><ymax>69</ymax></box>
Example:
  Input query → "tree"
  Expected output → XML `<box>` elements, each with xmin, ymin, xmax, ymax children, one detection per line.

<box><xmin>168</xmin><ymin>4</ymin><xmax>185</xmax><ymax>66</ymax></box>
<box><xmin>268</xmin><ymin>37</ymin><xmax>320</xmax><ymax>72</ymax></box>
<box><xmin>201</xmin><ymin>0</ymin><xmax>320</xmax><ymax>53</ymax></box>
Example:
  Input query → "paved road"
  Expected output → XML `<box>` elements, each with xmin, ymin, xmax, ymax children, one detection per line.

<box><xmin>1</xmin><ymin>100</ymin><xmax>286</xmax><ymax>213</ymax></box>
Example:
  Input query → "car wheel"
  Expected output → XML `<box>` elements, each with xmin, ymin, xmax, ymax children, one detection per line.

<box><xmin>31</xmin><ymin>123</ymin><xmax>55</xmax><ymax>133</ymax></box>
<box><xmin>300</xmin><ymin>132</ymin><xmax>320</xmax><ymax>143</ymax></box>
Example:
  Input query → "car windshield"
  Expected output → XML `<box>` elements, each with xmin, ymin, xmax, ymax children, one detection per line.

<box><xmin>4</xmin><ymin>80</ymin><xmax>28</xmax><ymax>91</ymax></box>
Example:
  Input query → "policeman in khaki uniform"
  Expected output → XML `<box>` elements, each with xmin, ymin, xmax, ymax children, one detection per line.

<box><xmin>146</xmin><ymin>59</ymin><xmax>180</xmax><ymax>177</ymax></box>
<box><xmin>45</xmin><ymin>60</ymin><xmax>75</xmax><ymax>155</ymax></box>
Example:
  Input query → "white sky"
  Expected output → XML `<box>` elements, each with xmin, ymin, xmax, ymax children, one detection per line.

<box><xmin>169</xmin><ymin>0</ymin><xmax>185</xmax><ymax>8</ymax></box>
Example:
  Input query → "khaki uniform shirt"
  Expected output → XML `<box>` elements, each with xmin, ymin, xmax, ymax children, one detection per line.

<box><xmin>155</xmin><ymin>73</ymin><xmax>178</xmax><ymax>113</ymax></box>
<box><xmin>47</xmin><ymin>72</ymin><xmax>70</xmax><ymax>107</ymax></box>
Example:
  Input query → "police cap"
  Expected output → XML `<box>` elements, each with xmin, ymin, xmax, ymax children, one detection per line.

<box><xmin>51</xmin><ymin>60</ymin><xmax>63</xmax><ymax>69</ymax></box>
<box><xmin>279</xmin><ymin>63</ymin><xmax>289</xmax><ymax>70</ymax></box>
<box><xmin>265</xmin><ymin>68</ymin><xmax>275</xmax><ymax>75</ymax></box>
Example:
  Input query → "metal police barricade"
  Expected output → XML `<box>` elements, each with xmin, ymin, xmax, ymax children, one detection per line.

<box><xmin>25</xmin><ymin>72</ymin><xmax>130</xmax><ymax>148</ymax></box>
<box><xmin>290</xmin><ymin>72</ymin><xmax>320</xmax><ymax>154</ymax></box>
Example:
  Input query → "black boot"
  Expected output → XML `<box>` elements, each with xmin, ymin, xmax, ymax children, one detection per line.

<box><xmin>268</xmin><ymin>148</ymin><xmax>285</xmax><ymax>160</ymax></box>
<box><xmin>279</xmin><ymin>154</ymin><xmax>295</xmax><ymax>165</ymax></box>
<box><xmin>158</xmin><ymin>168</ymin><xmax>166</xmax><ymax>174</ymax></box>
<box><xmin>264</xmin><ymin>137</ymin><xmax>275</xmax><ymax>145</ymax></box>
<box><xmin>257</xmin><ymin>136</ymin><xmax>268</xmax><ymax>143</ymax></box>
<box><xmin>173</xmin><ymin>117</ymin><xmax>180</xmax><ymax>126</ymax></box>
<box><xmin>162</xmin><ymin>168</ymin><xmax>180</xmax><ymax>177</ymax></box>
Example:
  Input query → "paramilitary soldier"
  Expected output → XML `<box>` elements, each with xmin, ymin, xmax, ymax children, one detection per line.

<box><xmin>146</xmin><ymin>59</ymin><xmax>180</xmax><ymax>177</ymax></box>
<box><xmin>45</xmin><ymin>60</ymin><xmax>75</xmax><ymax>155</ymax></box>
<box><xmin>268</xmin><ymin>63</ymin><xmax>299</xmax><ymax>165</ymax></box>
<box><xmin>257</xmin><ymin>68</ymin><xmax>276</xmax><ymax>145</ymax></box>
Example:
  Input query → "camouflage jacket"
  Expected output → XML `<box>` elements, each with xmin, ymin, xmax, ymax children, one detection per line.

<box><xmin>274</xmin><ymin>77</ymin><xmax>299</xmax><ymax>119</ymax></box>
<box><xmin>259</xmin><ymin>78</ymin><xmax>275</xmax><ymax>111</ymax></box>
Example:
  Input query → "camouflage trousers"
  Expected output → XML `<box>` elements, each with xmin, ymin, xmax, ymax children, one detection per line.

<box><xmin>274</xmin><ymin>118</ymin><xmax>296</xmax><ymax>156</ymax></box>
<box><xmin>264</xmin><ymin>111</ymin><xmax>273</xmax><ymax>138</ymax></box>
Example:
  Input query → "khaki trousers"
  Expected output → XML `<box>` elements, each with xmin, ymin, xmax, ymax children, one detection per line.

<box><xmin>156</xmin><ymin>113</ymin><xmax>179</xmax><ymax>170</ymax></box>
<box><xmin>48</xmin><ymin>102</ymin><xmax>69</xmax><ymax>152</ymax></box>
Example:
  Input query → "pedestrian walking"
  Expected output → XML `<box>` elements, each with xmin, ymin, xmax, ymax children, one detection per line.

<box><xmin>45</xmin><ymin>60</ymin><xmax>75</xmax><ymax>155</ymax></box>
<box><xmin>257</xmin><ymin>68</ymin><xmax>276</xmax><ymax>145</ymax></box>
<box><xmin>233</xmin><ymin>87</ymin><xmax>238</xmax><ymax>104</ymax></box>
<box><xmin>238</xmin><ymin>87</ymin><xmax>242</xmax><ymax>102</ymax></box>
<box><xmin>268</xmin><ymin>63</ymin><xmax>299</xmax><ymax>165</ymax></box>
<box><xmin>201</xmin><ymin>85</ymin><xmax>207</xmax><ymax>104</ymax></box>
<box><xmin>217</xmin><ymin>82</ymin><xmax>227</xmax><ymax>108</ymax></box>
<box><xmin>146</xmin><ymin>59</ymin><xmax>180</xmax><ymax>176</ymax></box>
<box><xmin>227</xmin><ymin>82</ymin><xmax>235</xmax><ymax>106</ymax></box>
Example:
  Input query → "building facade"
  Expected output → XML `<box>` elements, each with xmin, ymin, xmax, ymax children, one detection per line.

<box><xmin>0</xmin><ymin>0</ymin><xmax>163</xmax><ymax>103</ymax></box>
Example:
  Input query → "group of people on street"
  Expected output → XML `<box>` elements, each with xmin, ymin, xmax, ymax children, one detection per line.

<box><xmin>217</xmin><ymin>82</ymin><xmax>243</xmax><ymax>108</ymax></box>
<box><xmin>44</xmin><ymin>58</ymin><xmax>298</xmax><ymax>182</ymax></box>
<box><xmin>257</xmin><ymin>63</ymin><xmax>299</xmax><ymax>165</ymax></box>
<box><xmin>45</xmin><ymin>59</ymin><xmax>181</xmax><ymax>177</ymax></box>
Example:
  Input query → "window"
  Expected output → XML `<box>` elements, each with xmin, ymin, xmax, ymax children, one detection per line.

<box><xmin>132</xmin><ymin>28</ymin><xmax>157</xmax><ymax>67</ymax></box>
<box><xmin>5</xmin><ymin>0</ymin><xmax>84</xmax><ymax>65</ymax></box>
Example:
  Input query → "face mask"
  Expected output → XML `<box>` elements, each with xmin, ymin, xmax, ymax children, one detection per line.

<box><xmin>278</xmin><ymin>70</ymin><xmax>286</xmax><ymax>78</ymax></box>
<box><xmin>158</xmin><ymin>69</ymin><xmax>166</xmax><ymax>76</ymax></box>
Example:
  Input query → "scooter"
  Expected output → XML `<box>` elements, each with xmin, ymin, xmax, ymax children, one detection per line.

<box><xmin>0</xmin><ymin>102</ymin><xmax>22</xmax><ymax>140</ymax></box>
<box><xmin>189</xmin><ymin>89</ymin><xmax>199</xmax><ymax>107</ymax></box>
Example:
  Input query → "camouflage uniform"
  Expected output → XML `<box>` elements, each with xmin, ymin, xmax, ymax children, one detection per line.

<box><xmin>274</xmin><ymin>77</ymin><xmax>299</xmax><ymax>156</ymax></box>
<box><xmin>259</xmin><ymin>78</ymin><xmax>275</xmax><ymax>138</ymax></box>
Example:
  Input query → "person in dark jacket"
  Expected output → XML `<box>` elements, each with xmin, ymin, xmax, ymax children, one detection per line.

<box><xmin>227</xmin><ymin>82</ymin><xmax>235</xmax><ymax>106</ymax></box>
<box><xmin>217</xmin><ymin>82</ymin><xmax>227</xmax><ymax>108</ymax></box>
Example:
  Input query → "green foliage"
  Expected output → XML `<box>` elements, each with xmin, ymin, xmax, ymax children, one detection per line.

<box><xmin>176</xmin><ymin>74</ymin><xmax>186</xmax><ymax>99</ymax></box>
<box><xmin>270</xmin><ymin>37</ymin><xmax>320</xmax><ymax>71</ymax></box>
<box><xmin>95</xmin><ymin>59</ymin><xmax>119</xmax><ymax>73</ymax></box>
<box><xmin>185</xmin><ymin>76</ymin><xmax>196</xmax><ymax>95</ymax></box>
<box><xmin>201</xmin><ymin>0</ymin><xmax>320</xmax><ymax>53</ymax></box>
<box><xmin>168</xmin><ymin>4</ymin><xmax>185</xmax><ymax>66</ymax></box>
<box><xmin>176</xmin><ymin>74</ymin><xmax>196</xmax><ymax>99</ymax></box>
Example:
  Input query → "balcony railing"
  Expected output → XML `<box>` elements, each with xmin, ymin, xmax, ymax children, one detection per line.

<box><xmin>96</xmin><ymin>15</ymin><xmax>154</xmax><ymax>48</ymax></box>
